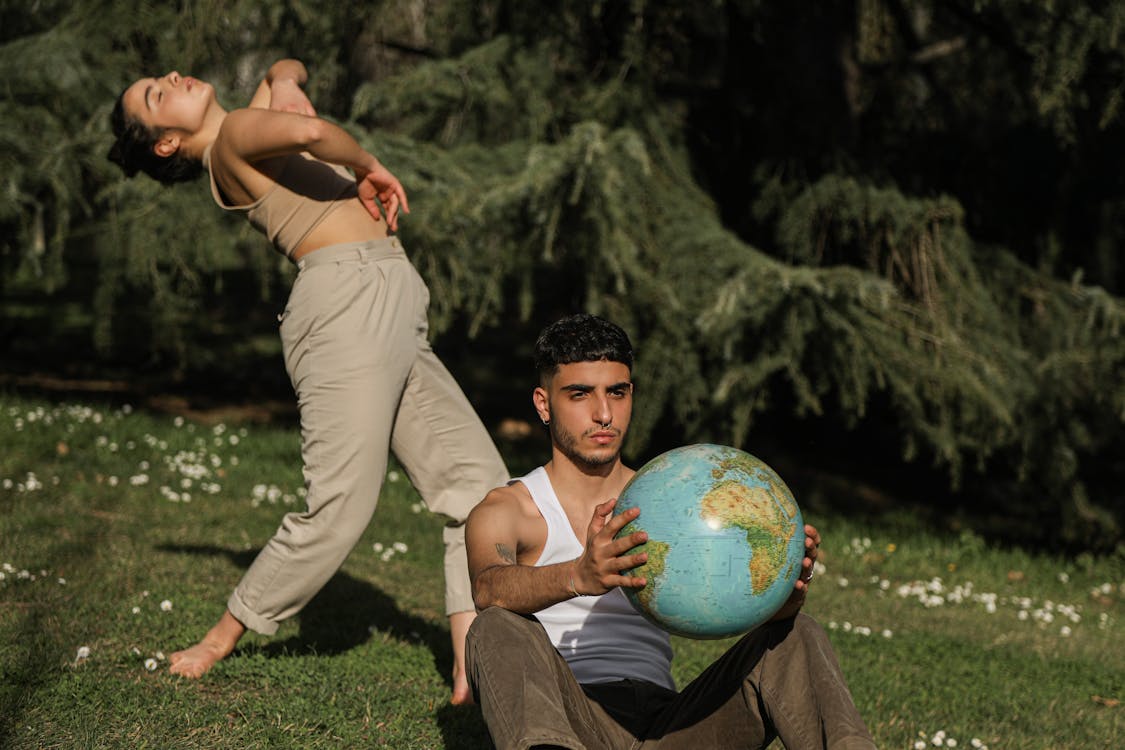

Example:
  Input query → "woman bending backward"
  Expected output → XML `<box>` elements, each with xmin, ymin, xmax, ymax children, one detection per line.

<box><xmin>108</xmin><ymin>59</ymin><xmax>508</xmax><ymax>705</ymax></box>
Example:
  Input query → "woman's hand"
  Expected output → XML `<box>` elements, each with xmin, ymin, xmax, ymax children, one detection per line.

<box><xmin>355</xmin><ymin>162</ymin><xmax>410</xmax><ymax>231</ymax></box>
<box><xmin>269</xmin><ymin>78</ymin><xmax>316</xmax><ymax>117</ymax></box>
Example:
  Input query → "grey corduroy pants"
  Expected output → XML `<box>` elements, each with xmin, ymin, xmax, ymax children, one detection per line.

<box><xmin>466</xmin><ymin>606</ymin><xmax>877</xmax><ymax>750</ymax></box>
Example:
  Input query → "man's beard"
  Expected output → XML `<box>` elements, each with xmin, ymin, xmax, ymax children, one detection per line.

<box><xmin>550</xmin><ymin>420</ymin><xmax>622</xmax><ymax>469</ymax></box>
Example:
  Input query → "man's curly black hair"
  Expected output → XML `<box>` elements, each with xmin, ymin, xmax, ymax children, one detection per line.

<box><xmin>533</xmin><ymin>313</ymin><xmax>634</xmax><ymax>384</ymax></box>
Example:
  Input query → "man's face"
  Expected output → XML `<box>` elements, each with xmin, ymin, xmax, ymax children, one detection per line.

<box><xmin>534</xmin><ymin>360</ymin><xmax>633</xmax><ymax>469</ymax></box>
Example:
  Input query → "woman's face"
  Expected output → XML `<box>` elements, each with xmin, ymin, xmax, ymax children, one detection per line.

<box><xmin>122</xmin><ymin>71</ymin><xmax>214</xmax><ymax>136</ymax></box>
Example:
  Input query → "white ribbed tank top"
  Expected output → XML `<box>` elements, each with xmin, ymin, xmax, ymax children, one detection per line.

<box><xmin>518</xmin><ymin>466</ymin><xmax>674</xmax><ymax>688</ymax></box>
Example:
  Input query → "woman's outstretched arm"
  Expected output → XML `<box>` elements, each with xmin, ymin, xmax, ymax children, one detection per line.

<box><xmin>213</xmin><ymin>107</ymin><xmax>408</xmax><ymax>229</ymax></box>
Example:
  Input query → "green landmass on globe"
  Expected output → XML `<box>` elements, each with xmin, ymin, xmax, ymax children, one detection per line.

<box><xmin>617</xmin><ymin>444</ymin><xmax>805</xmax><ymax>639</ymax></box>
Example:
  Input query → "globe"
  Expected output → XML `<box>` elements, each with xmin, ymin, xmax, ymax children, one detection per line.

<box><xmin>615</xmin><ymin>444</ymin><xmax>805</xmax><ymax>639</ymax></box>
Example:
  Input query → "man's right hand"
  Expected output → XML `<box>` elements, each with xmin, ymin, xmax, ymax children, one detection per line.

<box><xmin>570</xmin><ymin>498</ymin><xmax>650</xmax><ymax>596</ymax></box>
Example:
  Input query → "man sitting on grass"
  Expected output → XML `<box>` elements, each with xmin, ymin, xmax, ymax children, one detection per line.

<box><xmin>464</xmin><ymin>313</ymin><xmax>877</xmax><ymax>749</ymax></box>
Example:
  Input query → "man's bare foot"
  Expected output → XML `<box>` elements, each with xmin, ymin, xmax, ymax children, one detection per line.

<box><xmin>168</xmin><ymin>608</ymin><xmax>245</xmax><ymax>678</ymax></box>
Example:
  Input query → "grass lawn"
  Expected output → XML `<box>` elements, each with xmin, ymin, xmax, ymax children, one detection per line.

<box><xmin>1</xmin><ymin>394</ymin><xmax>1121</xmax><ymax>749</ymax></box>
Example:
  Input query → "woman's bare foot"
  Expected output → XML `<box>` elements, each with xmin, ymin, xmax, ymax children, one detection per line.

<box><xmin>448</xmin><ymin>610</ymin><xmax>476</xmax><ymax>705</ymax></box>
<box><xmin>450</xmin><ymin>665</ymin><xmax>475</xmax><ymax>705</ymax></box>
<box><xmin>168</xmin><ymin>608</ymin><xmax>246</xmax><ymax>678</ymax></box>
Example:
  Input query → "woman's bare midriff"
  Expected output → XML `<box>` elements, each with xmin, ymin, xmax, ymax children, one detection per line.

<box><xmin>290</xmin><ymin>200</ymin><xmax>389</xmax><ymax>261</ymax></box>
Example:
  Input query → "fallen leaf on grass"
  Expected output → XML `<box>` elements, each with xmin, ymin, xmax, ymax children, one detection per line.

<box><xmin>1092</xmin><ymin>695</ymin><xmax>1120</xmax><ymax>707</ymax></box>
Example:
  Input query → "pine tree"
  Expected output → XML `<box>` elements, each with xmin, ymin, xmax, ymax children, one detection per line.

<box><xmin>1</xmin><ymin>0</ymin><xmax>1121</xmax><ymax>548</ymax></box>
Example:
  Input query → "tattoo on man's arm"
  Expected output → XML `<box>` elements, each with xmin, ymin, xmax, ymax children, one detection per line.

<box><xmin>495</xmin><ymin>543</ymin><xmax>517</xmax><ymax>565</ymax></box>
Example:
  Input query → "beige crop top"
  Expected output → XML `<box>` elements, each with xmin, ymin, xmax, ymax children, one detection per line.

<box><xmin>202</xmin><ymin>145</ymin><xmax>359</xmax><ymax>259</ymax></box>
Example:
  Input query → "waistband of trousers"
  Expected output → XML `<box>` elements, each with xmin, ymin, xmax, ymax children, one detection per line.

<box><xmin>295</xmin><ymin>237</ymin><xmax>405</xmax><ymax>270</ymax></box>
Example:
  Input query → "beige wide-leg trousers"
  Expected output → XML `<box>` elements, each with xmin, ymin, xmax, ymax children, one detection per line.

<box><xmin>228</xmin><ymin>237</ymin><xmax>509</xmax><ymax>635</ymax></box>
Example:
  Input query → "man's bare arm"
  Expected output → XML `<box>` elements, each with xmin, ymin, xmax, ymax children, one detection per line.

<box><xmin>467</xmin><ymin>492</ymin><xmax>649</xmax><ymax>614</ymax></box>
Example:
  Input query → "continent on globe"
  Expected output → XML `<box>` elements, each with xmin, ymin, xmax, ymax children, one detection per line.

<box><xmin>700</xmin><ymin>479</ymin><xmax>799</xmax><ymax>596</ymax></box>
<box><xmin>615</xmin><ymin>444</ymin><xmax>805</xmax><ymax>639</ymax></box>
<box><xmin>631</xmin><ymin>539</ymin><xmax>669</xmax><ymax>616</ymax></box>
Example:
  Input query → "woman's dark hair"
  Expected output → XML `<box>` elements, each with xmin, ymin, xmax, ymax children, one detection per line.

<box><xmin>534</xmin><ymin>313</ymin><xmax>634</xmax><ymax>383</ymax></box>
<box><xmin>106</xmin><ymin>91</ymin><xmax>202</xmax><ymax>184</ymax></box>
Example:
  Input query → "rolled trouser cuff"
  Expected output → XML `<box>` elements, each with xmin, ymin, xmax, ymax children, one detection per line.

<box><xmin>227</xmin><ymin>589</ymin><xmax>280</xmax><ymax>636</ymax></box>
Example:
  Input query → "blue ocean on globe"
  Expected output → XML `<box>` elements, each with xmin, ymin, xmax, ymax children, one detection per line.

<box><xmin>616</xmin><ymin>444</ymin><xmax>805</xmax><ymax>639</ymax></box>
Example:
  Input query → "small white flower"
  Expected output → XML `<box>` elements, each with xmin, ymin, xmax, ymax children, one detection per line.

<box><xmin>1060</xmin><ymin>625</ymin><xmax>1072</xmax><ymax>637</ymax></box>
<box><xmin>58</xmin><ymin>578</ymin><xmax>66</xmax><ymax>585</ymax></box>
<box><xmin>144</xmin><ymin>658</ymin><xmax>158</xmax><ymax>671</ymax></box>
<box><xmin>160</xmin><ymin>600</ymin><xmax>173</xmax><ymax>611</ymax></box>
<box><xmin>131</xmin><ymin>647</ymin><xmax>141</xmax><ymax>656</ymax></box>
<box><xmin>373</xmin><ymin>543</ymin><xmax>384</xmax><ymax>553</ymax></box>
<box><xmin>387</xmin><ymin>471</ymin><xmax>400</xmax><ymax>483</ymax></box>
<box><xmin>837</xmin><ymin>577</ymin><xmax>849</xmax><ymax>588</ymax></box>
<box><xmin>881</xmin><ymin>629</ymin><xmax>893</xmax><ymax>638</ymax></box>
<box><xmin>132</xmin><ymin>606</ymin><xmax>141</xmax><ymax>614</ymax></box>
<box><xmin>155</xmin><ymin>651</ymin><xmax>165</xmax><ymax>660</ymax></box>
<box><xmin>1058</xmin><ymin>572</ymin><xmax>1069</xmax><ymax>583</ymax></box>
<box><xmin>76</xmin><ymin>646</ymin><xmax>91</xmax><ymax>660</ymax></box>
<box><xmin>392</xmin><ymin>542</ymin><xmax>408</xmax><ymax>553</ymax></box>
<box><xmin>915</xmin><ymin>742</ymin><xmax>927</xmax><ymax>750</ymax></box>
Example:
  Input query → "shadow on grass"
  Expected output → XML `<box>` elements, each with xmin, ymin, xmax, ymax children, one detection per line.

<box><xmin>0</xmin><ymin>608</ymin><xmax>58</xmax><ymax>750</ymax></box>
<box><xmin>156</xmin><ymin>544</ymin><xmax>493</xmax><ymax>748</ymax></box>
<box><xmin>157</xmin><ymin>544</ymin><xmax>444</xmax><ymax>659</ymax></box>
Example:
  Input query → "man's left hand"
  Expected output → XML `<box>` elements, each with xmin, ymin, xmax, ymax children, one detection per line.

<box><xmin>770</xmin><ymin>523</ymin><xmax>821</xmax><ymax>622</ymax></box>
